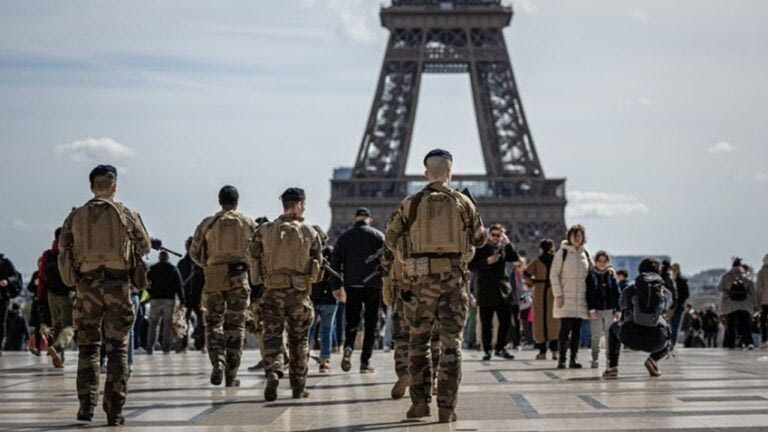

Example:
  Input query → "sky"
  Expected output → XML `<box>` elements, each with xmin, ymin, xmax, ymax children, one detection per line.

<box><xmin>1</xmin><ymin>0</ymin><xmax>767</xmax><ymax>276</ymax></box>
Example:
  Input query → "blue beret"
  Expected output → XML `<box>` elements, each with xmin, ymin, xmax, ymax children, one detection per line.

<box><xmin>89</xmin><ymin>164</ymin><xmax>117</xmax><ymax>184</ymax></box>
<box><xmin>280</xmin><ymin>187</ymin><xmax>306</xmax><ymax>202</ymax></box>
<box><xmin>423</xmin><ymin>149</ymin><xmax>453</xmax><ymax>166</ymax></box>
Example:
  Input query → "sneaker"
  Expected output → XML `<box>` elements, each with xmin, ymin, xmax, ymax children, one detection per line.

<box><xmin>482</xmin><ymin>351</ymin><xmax>492</xmax><ymax>361</ymax></box>
<box><xmin>210</xmin><ymin>361</ymin><xmax>224</xmax><ymax>386</ymax></box>
<box><xmin>590</xmin><ymin>360</ymin><xmax>599</xmax><ymax>369</ymax></box>
<box><xmin>341</xmin><ymin>348</ymin><xmax>352</xmax><ymax>372</ymax></box>
<box><xmin>747</xmin><ymin>344</ymin><xmax>755</xmax><ymax>351</ymax></box>
<box><xmin>391</xmin><ymin>375</ymin><xmax>409</xmax><ymax>399</ymax></box>
<box><xmin>644</xmin><ymin>357</ymin><xmax>661</xmax><ymax>377</ymax></box>
<box><xmin>48</xmin><ymin>346</ymin><xmax>64</xmax><ymax>369</ymax></box>
<box><xmin>406</xmin><ymin>403</ymin><xmax>431</xmax><ymax>419</ymax></box>
<box><xmin>319</xmin><ymin>359</ymin><xmax>331</xmax><ymax>374</ymax></box>
<box><xmin>438</xmin><ymin>407</ymin><xmax>457</xmax><ymax>423</ymax></box>
<box><xmin>535</xmin><ymin>352</ymin><xmax>547</xmax><ymax>360</ymax></box>
<box><xmin>569</xmin><ymin>359</ymin><xmax>582</xmax><ymax>369</ymax></box>
<box><xmin>602</xmin><ymin>367</ymin><xmax>619</xmax><ymax>379</ymax></box>
<box><xmin>264</xmin><ymin>373</ymin><xmax>279</xmax><ymax>402</ymax></box>
<box><xmin>360</xmin><ymin>364</ymin><xmax>376</xmax><ymax>374</ymax></box>
<box><xmin>494</xmin><ymin>349</ymin><xmax>515</xmax><ymax>360</ymax></box>
<box><xmin>292</xmin><ymin>388</ymin><xmax>309</xmax><ymax>399</ymax></box>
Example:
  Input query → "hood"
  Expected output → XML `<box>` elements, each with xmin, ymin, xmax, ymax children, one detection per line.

<box><xmin>636</xmin><ymin>272</ymin><xmax>663</xmax><ymax>285</ymax></box>
<box><xmin>559</xmin><ymin>240</ymin><xmax>584</xmax><ymax>254</ymax></box>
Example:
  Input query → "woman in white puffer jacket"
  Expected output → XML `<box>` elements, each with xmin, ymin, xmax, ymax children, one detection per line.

<box><xmin>549</xmin><ymin>225</ymin><xmax>592</xmax><ymax>369</ymax></box>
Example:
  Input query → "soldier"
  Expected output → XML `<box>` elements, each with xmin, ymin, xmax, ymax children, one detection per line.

<box><xmin>190</xmin><ymin>185</ymin><xmax>256</xmax><ymax>387</ymax></box>
<box><xmin>385</xmin><ymin>149</ymin><xmax>487</xmax><ymax>423</ymax></box>
<box><xmin>381</xmin><ymin>248</ymin><xmax>441</xmax><ymax>400</ymax></box>
<box><xmin>57</xmin><ymin>165</ymin><xmax>151</xmax><ymax>426</ymax></box>
<box><xmin>248</xmin><ymin>188</ymin><xmax>323</xmax><ymax>402</ymax></box>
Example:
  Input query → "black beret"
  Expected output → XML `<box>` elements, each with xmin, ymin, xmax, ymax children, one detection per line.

<box><xmin>89</xmin><ymin>164</ymin><xmax>117</xmax><ymax>184</ymax></box>
<box><xmin>280</xmin><ymin>187</ymin><xmax>306</xmax><ymax>202</ymax></box>
<box><xmin>355</xmin><ymin>207</ymin><xmax>371</xmax><ymax>217</ymax></box>
<box><xmin>423</xmin><ymin>148</ymin><xmax>453</xmax><ymax>166</ymax></box>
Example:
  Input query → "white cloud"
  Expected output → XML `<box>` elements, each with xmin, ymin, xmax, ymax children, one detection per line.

<box><xmin>616</xmin><ymin>97</ymin><xmax>653</xmax><ymax>109</ymax></box>
<box><xmin>55</xmin><ymin>137</ymin><xmax>134</xmax><ymax>162</ymax></box>
<box><xmin>304</xmin><ymin>0</ymin><xmax>379</xmax><ymax>43</ymax></box>
<box><xmin>0</xmin><ymin>219</ymin><xmax>32</xmax><ymax>232</ymax></box>
<box><xmin>567</xmin><ymin>191</ymin><xmax>650</xmax><ymax>219</ymax></box>
<box><xmin>707</xmin><ymin>140</ymin><xmax>738</xmax><ymax>154</ymax></box>
<box><xmin>515</xmin><ymin>0</ymin><xmax>540</xmax><ymax>15</ymax></box>
<box><xmin>624</xmin><ymin>9</ymin><xmax>651</xmax><ymax>22</ymax></box>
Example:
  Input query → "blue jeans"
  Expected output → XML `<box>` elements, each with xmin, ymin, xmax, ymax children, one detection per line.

<box><xmin>309</xmin><ymin>304</ymin><xmax>338</xmax><ymax>360</ymax></box>
<box><xmin>128</xmin><ymin>293</ymin><xmax>140</xmax><ymax>365</ymax></box>
<box><xmin>670</xmin><ymin>309</ymin><xmax>683</xmax><ymax>347</ymax></box>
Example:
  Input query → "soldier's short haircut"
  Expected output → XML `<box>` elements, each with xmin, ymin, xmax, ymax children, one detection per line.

<box><xmin>91</xmin><ymin>173</ymin><xmax>117</xmax><ymax>192</ymax></box>
<box><xmin>218</xmin><ymin>185</ymin><xmax>239</xmax><ymax>207</ymax></box>
<box><xmin>425</xmin><ymin>156</ymin><xmax>451</xmax><ymax>179</ymax></box>
<box><xmin>282</xmin><ymin>198</ymin><xmax>303</xmax><ymax>211</ymax></box>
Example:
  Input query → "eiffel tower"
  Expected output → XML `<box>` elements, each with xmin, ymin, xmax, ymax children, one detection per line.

<box><xmin>329</xmin><ymin>0</ymin><xmax>566</xmax><ymax>256</ymax></box>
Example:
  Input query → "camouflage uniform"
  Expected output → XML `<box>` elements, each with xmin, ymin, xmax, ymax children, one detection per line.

<box><xmin>248</xmin><ymin>215</ymin><xmax>322</xmax><ymax>395</ymax></box>
<box><xmin>385</xmin><ymin>181</ymin><xmax>486</xmax><ymax>417</ymax></box>
<box><xmin>190</xmin><ymin>210</ymin><xmax>256</xmax><ymax>383</ymax></box>
<box><xmin>59</xmin><ymin>199</ymin><xmax>150</xmax><ymax>421</ymax></box>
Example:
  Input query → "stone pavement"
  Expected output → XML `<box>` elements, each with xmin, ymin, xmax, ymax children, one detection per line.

<box><xmin>1</xmin><ymin>348</ymin><xmax>768</xmax><ymax>431</ymax></box>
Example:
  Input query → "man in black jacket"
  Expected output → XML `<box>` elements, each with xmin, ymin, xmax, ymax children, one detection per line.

<box><xmin>0</xmin><ymin>253</ymin><xmax>23</xmax><ymax>356</ymax></box>
<box><xmin>331</xmin><ymin>207</ymin><xmax>385</xmax><ymax>373</ymax></box>
<box><xmin>146</xmin><ymin>251</ymin><xmax>184</xmax><ymax>354</ymax></box>
<box><xmin>670</xmin><ymin>263</ymin><xmax>689</xmax><ymax>349</ymax></box>
<box><xmin>468</xmin><ymin>224</ymin><xmax>520</xmax><ymax>361</ymax></box>
<box><xmin>178</xmin><ymin>237</ymin><xmax>206</xmax><ymax>351</ymax></box>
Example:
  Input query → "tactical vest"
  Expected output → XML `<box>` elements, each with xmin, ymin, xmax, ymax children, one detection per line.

<box><xmin>261</xmin><ymin>219</ymin><xmax>316</xmax><ymax>277</ymax></box>
<box><xmin>71</xmin><ymin>199</ymin><xmax>132</xmax><ymax>273</ymax></box>
<box><xmin>204</xmin><ymin>211</ymin><xmax>250</xmax><ymax>266</ymax></box>
<box><xmin>407</xmin><ymin>189</ymin><xmax>470</xmax><ymax>256</ymax></box>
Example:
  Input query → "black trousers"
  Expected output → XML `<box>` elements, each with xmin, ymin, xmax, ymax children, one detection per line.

<box><xmin>343</xmin><ymin>287</ymin><xmax>381</xmax><ymax>365</ymax></box>
<box><xmin>607</xmin><ymin>321</ymin><xmax>669</xmax><ymax>368</ymax></box>
<box><xmin>0</xmin><ymin>298</ymin><xmax>9</xmax><ymax>350</ymax></box>
<box><xmin>479</xmin><ymin>304</ymin><xmax>512</xmax><ymax>352</ymax></box>
<box><xmin>723</xmin><ymin>310</ymin><xmax>753</xmax><ymax>348</ymax></box>
<box><xmin>558</xmin><ymin>317</ymin><xmax>582</xmax><ymax>361</ymax></box>
<box><xmin>538</xmin><ymin>340</ymin><xmax>558</xmax><ymax>354</ymax></box>
<box><xmin>509</xmin><ymin>305</ymin><xmax>521</xmax><ymax>348</ymax></box>
<box><xmin>760</xmin><ymin>305</ymin><xmax>768</xmax><ymax>344</ymax></box>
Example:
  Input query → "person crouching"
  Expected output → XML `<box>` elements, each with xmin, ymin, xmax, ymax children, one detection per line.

<box><xmin>602</xmin><ymin>258</ymin><xmax>673</xmax><ymax>379</ymax></box>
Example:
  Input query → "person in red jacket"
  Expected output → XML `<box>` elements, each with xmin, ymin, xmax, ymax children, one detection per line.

<box><xmin>39</xmin><ymin>228</ymin><xmax>75</xmax><ymax>368</ymax></box>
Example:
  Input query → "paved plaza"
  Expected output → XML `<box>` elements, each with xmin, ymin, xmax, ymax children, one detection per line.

<box><xmin>1</xmin><ymin>348</ymin><xmax>768</xmax><ymax>431</ymax></box>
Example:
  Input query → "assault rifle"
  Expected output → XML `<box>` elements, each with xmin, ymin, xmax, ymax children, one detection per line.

<box><xmin>150</xmin><ymin>238</ymin><xmax>182</xmax><ymax>258</ymax></box>
<box><xmin>362</xmin><ymin>247</ymin><xmax>387</xmax><ymax>285</ymax></box>
<box><xmin>323</xmin><ymin>262</ymin><xmax>344</xmax><ymax>284</ymax></box>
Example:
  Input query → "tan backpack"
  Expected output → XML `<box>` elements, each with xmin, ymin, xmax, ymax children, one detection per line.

<box><xmin>204</xmin><ymin>211</ymin><xmax>250</xmax><ymax>265</ymax></box>
<box><xmin>407</xmin><ymin>190</ymin><xmax>469</xmax><ymax>256</ymax></box>
<box><xmin>71</xmin><ymin>199</ymin><xmax>132</xmax><ymax>273</ymax></box>
<box><xmin>262</xmin><ymin>219</ymin><xmax>315</xmax><ymax>276</ymax></box>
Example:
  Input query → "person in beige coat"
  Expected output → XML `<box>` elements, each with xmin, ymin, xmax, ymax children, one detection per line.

<box><xmin>524</xmin><ymin>239</ymin><xmax>560</xmax><ymax>360</ymax></box>
<box><xmin>549</xmin><ymin>225</ymin><xmax>592</xmax><ymax>369</ymax></box>
<box><xmin>755</xmin><ymin>255</ymin><xmax>768</xmax><ymax>346</ymax></box>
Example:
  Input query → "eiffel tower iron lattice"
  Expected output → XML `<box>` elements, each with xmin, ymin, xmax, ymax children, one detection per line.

<box><xmin>329</xmin><ymin>0</ymin><xmax>566</xmax><ymax>257</ymax></box>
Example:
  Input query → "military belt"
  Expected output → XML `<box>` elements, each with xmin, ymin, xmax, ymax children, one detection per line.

<box><xmin>82</xmin><ymin>267</ymin><xmax>130</xmax><ymax>280</ymax></box>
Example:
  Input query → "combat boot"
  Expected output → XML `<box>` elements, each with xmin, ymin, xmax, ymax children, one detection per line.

<box><xmin>225</xmin><ymin>376</ymin><xmax>240</xmax><ymax>387</ymax></box>
<box><xmin>106</xmin><ymin>414</ymin><xmax>125</xmax><ymax>426</ymax></box>
<box><xmin>438</xmin><ymin>407</ymin><xmax>457</xmax><ymax>423</ymax></box>
<box><xmin>76</xmin><ymin>407</ymin><xmax>93</xmax><ymax>422</ymax></box>
<box><xmin>292</xmin><ymin>388</ymin><xmax>309</xmax><ymax>399</ymax></box>
<box><xmin>341</xmin><ymin>347</ymin><xmax>352</xmax><ymax>372</ymax></box>
<box><xmin>210</xmin><ymin>361</ymin><xmax>224</xmax><ymax>386</ymax></box>
<box><xmin>406</xmin><ymin>403</ymin><xmax>431</xmax><ymax>419</ymax></box>
<box><xmin>264</xmin><ymin>372</ymin><xmax>279</xmax><ymax>402</ymax></box>
<box><xmin>390</xmin><ymin>375</ymin><xmax>409</xmax><ymax>399</ymax></box>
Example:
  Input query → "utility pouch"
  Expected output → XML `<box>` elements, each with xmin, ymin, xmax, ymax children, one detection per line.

<box><xmin>429</xmin><ymin>257</ymin><xmax>452</xmax><ymax>275</ymax></box>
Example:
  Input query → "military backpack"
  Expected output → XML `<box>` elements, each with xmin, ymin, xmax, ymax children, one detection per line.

<box><xmin>70</xmin><ymin>199</ymin><xmax>132</xmax><ymax>273</ymax></box>
<box><xmin>407</xmin><ymin>189</ymin><xmax>470</xmax><ymax>256</ymax></box>
<box><xmin>204</xmin><ymin>211</ymin><xmax>250</xmax><ymax>265</ymax></box>
<box><xmin>262</xmin><ymin>219</ymin><xmax>316</xmax><ymax>276</ymax></box>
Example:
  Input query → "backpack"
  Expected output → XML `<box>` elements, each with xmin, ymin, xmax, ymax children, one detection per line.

<box><xmin>407</xmin><ymin>189</ymin><xmax>469</xmax><ymax>255</ymax></box>
<box><xmin>262</xmin><ymin>219</ymin><xmax>315</xmax><ymax>275</ymax></box>
<box><xmin>70</xmin><ymin>199</ymin><xmax>132</xmax><ymax>273</ymax></box>
<box><xmin>632</xmin><ymin>273</ymin><xmax>666</xmax><ymax>327</ymax></box>
<box><xmin>728</xmin><ymin>278</ymin><xmax>748</xmax><ymax>301</ymax></box>
<box><xmin>44</xmin><ymin>250</ymin><xmax>70</xmax><ymax>295</ymax></box>
<box><xmin>204</xmin><ymin>211</ymin><xmax>250</xmax><ymax>265</ymax></box>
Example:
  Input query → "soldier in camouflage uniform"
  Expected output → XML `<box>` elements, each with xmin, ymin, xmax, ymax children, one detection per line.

<box><xmin>385</xmin><ymin>149</ymin><xmax>487</xmax><ymax>423</ymax></box>
<box><xmin>248</xmin><ymin>188</ymin><xmax>323</xmax><ymax>402</ymax></box>
<box><xmin>58</xmin><ymin>165</ymin><xmax>151</xmax><ymax>426</ymax></box>
<box><xmin>382</xmin><ymin>249</ymin><xmax>441</xmax><ymax>400</ymax></box>
<box><xmin>190</xmin><ymin>186</ymin><xmax>256</xmax><ymax>387</ymax></box>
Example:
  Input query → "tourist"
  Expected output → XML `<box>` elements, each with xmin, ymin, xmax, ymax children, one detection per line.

<box><xmin>586</xmin><ymin>251</ymin><xmax>620</xmax><ymax>368</ymax></box>
<box><xmin>719</xmin><ymin>258</ymin><xmax>756</xmax><ymax>349</ymax></box>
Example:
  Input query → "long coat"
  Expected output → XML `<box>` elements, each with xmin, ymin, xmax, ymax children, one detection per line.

<box><xmin>718</xmin><ymin>268</ymin><xmax>756</xmax><ymax>315</ymax></box>
<box><xmin>549</xmin><ymin>241</ymin><xmax>591</xmax><ymax>320</ymax></box>
<box><xmin>525</xmin><ymin>252</ymin><xmax>560</xmax><ymax>342</ymax></box>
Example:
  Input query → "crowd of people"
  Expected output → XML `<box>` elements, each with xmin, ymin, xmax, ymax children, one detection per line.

<box><xmin>0</xmin><ymin>151</ymin><xmax>767</xmax><ymax>426</ymax></box>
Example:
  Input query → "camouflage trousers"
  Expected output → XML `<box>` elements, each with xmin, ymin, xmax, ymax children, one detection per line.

<box><xmin>408</xmin><ymin>270</ymin><xmax>468</xmax><ymax>409</ymax></box>
<box><xmin>392</xmin><ymin>292</ymin><xmax>440</xmax><ymax>380</ymax></box>
<box><xmin>202</xmin><ymin>271</ymin><xmax>250</xmax><ymax>380</ymax></box>
<box><xmin>247</xmin><ymin>295</ymin><xmax>266</xmax><ymax>360</ymax></box>
<box><xmin>48</xmin><ymin>291</ymin><xmax>75</xmax><ymax>351</ymax></box>
<box><xmin>73</xmin><ymin>276</ymin><xmax>134</xmax><ymax>417</ymax></box>
<box><xmin>262</xmin><ymin>286</ymin><xmax>314</xmax><ymax>391</ymax></box>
